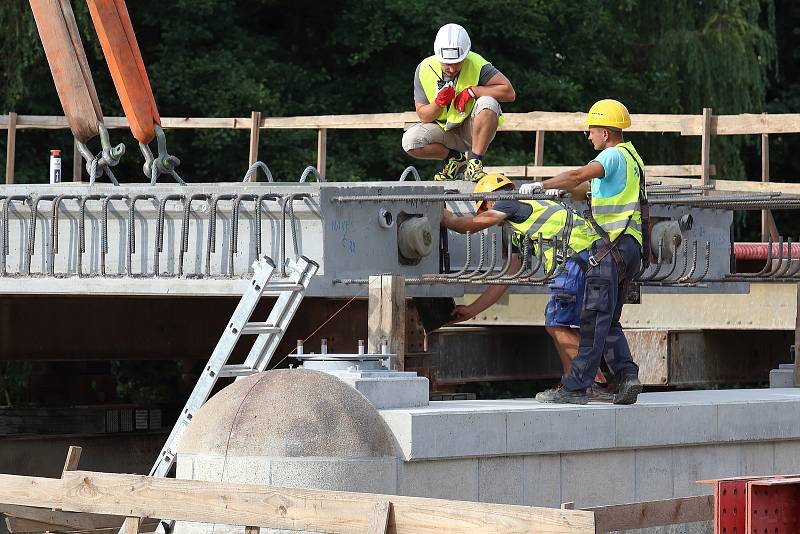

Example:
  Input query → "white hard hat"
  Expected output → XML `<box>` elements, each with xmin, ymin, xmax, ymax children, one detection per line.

<box><xmin>433</xmin><ymin>23</ymin><xmax>471</xmax><ymax>64</ymax></box>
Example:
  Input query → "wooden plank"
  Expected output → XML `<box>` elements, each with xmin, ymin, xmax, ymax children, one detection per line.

<box><xmin>120</xmin><ymin>516</ymin><xmax>139</xmax><ymax>534</ymax></box>
<box><xmin>796</xmin><ymin>285</ymin><xmax>800</xmax><ymax>387</ymax></box>
<box><xmin>4</xmin><ymin>112</ymin><xmax>800</xmax><ymax>135</ymax></box>
<box><xmin>247</xmin><ymin>111</ymin><xmax>261</xmax><ymax>169</ymax></box>
<box><xmin>587</xmin><ymin>495</ymin><xmax>713</xmax><ymax>532</ymax></box>
<box><xmin>0</xmin><ymin>504</ymin><xmax>145</xmax><ymax>531</ymax></box>
<box><xmin>701</xmin><ymin>108</ymin><xmax>713</xmax><ymax>186</ymax></box>
<box><xmin>62</xmin><ymin>446</ymin><xmax>82</xmax><ymax>474</ymax></box>
<box><xmin>368</xmin><ymin>275</ymin><xmax>405</xmax><ymax>371</ymax></box>
<box><xmin>317</xmin><ymin>128</ymin><xmax>327</xmax><ymax>178</ymax></box>
<box><xmin>533</xmin><ymin>131</ymin><xmax>544</xmax><ymax>167</ymax></box>
<box><xmin>6</xmin><ymin>515</ymin><xmax>74</xmax><ymax>533</ymax></box>
<box><xmin>654</xmin><ymin>176</ymin><xmax>800</xmax><ymax>195</ymax></box>
<box><xmin>485</xmin><ymin>165</ymin><xmax>712</xmax><ymax>179</ymax></box>
<box><xmin>366</xmin><ymin>501</ymin><xmax>390</xmax><ymax>534</ymax></box>
<box><xmin>715</xmin><ymin>113</ymin><xmax>800</xmax><ymax>135</ymax></box>
<box><xmin>4</xmin><ymin>513</ymin><xmax>159</xmax><ymax>534</ymax></box>
<box><xmin>5</xmin><ymin>112</ymin><xmax>17</xmax><ymax>184</ymax></box>
<box><xmin>0</xmin><ymin>471</ymin><xmax>593</xmax><ymax>534</ymax></box>
<box><xmin>72</xmin><ymin>141</ymin><xmax>82</xmax><ymax>182</ymax></box>
<box><xmin>761</xmin><ymin>127</ymin><xmax>772</xmax><ymax>242</ymax></box>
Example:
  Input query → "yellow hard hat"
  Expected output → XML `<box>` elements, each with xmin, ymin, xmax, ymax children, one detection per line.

<box><xmin>585</xmin><ymin>99</ymin><xmax>631</xmax><ymax>129</ymax></box>
<box><xmin>474</xmin><ymin>173</ymin><xmax>514</xmax><ymax>210</ymax></box>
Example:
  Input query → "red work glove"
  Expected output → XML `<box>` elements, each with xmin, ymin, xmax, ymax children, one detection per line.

<box><xmin>434</xmin><ymin>84</ymin><xmax>455</xmax><ymax>106</ymax></box>
<box><xmin>454</xmin><ymin>86</ymin><xmax>477</xmax><ymax>113</ymax></box>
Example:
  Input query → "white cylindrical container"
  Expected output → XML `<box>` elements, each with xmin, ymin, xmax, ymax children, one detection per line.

<box><xmin>49</xmin><ymin>149</ymin><xmax>62</xmax><ymax>184</ymax></box>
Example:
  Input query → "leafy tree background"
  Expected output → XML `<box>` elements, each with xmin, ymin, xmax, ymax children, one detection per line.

<box><xmin>0</xmin><ymin>0</ymin><xmax>795</xmax><ymax>239</ymax></box>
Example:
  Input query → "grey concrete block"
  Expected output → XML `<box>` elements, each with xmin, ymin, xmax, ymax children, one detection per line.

<box><xmin>522</xmin><ymin>454</ymin><xmax>561</xmax><ymax>508</ymax></box>
<box><xmin>403</xmin><ymin>411</ymin><xmax>508</xmax><ymax>459</ymax></box>
<box><xmin>774</xmin><ymin>441</ymin><xmax>800</xmax><ymax>474</ymax></box>
<box><xmin>717</xmin><ymin>400</ymin><xmax>800</xmax><ymax>441</ymax></box>
<box><xmin>616</xmin><ymin>404</ymin><xmax>717</xmax><ymax>448</ymax></box>
<box><xmin>477</xmin><ymin>456</ymin><xmax>524</xmax><ymax>505</ymax></box>
<box><xmin>560</xmin><ymin>450</ymin><xmax>635</xmax><ymax>507</ymax></box>
<box><xmin>269</xmin><ymin>457</ymin><xmax>398</xmax><ymax>494</ymax></box>
<box><xmin>379</xmin><ymin>410</ymin><xmax>413</xmax><ymax>459</ymax></box>
<box><xmin>779</xmin><ymin>363</ymin><xmax>796</xmax><ymax>370</ymax></box>
<box><xmin>737</xmin><ymin>442</ymin><xmax>775</xmax><ymax>477</ymax></box>
<box><xmin>397</xmin><ymin>458</ymin><xmax>479</xmax><ymax>501</ymax></box>
<box><xmin>507</xmin><ymin>406</ymin><xmax>615</xmax><ymax>455</ymax></box>
<box><xmin>338</xmin><ymin>376</ymin><xmax>429</xmax><ymax>409</ymax></box>
<box><xmin>177</xmin><ymin>454</ymin><xmax>226</xmax><ymax>482</ymax></box>
<box><xmin>220</xmin><ymin>456</ymin><xmax>271</xmax><ymax>484</ymax></box>
<box><xmin>672</xmin><ymin>444</ymin><xmax>739</xmax><ymax>497</ymax></box>
<box><xmin>770</xmin><ymin>368</ymin><xmax>796</xmax><ymax>388</ymax></box>
<box><xmin>634</xmin><ymin>449</ymin><xmax>673</xmax><ymax>501</ymax></box>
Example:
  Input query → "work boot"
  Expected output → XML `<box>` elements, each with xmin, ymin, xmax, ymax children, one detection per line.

<box><xmin>587</xmin><ymin>382</ymin><xmax>614</xmax><ymax>402</ymax></box>
<box><xmin>535</xmin><ymin>384</ymin><xmax>588</xmax><ymax>405</ymax></box>
<box><xmin>464</xmin><ymin>158</ymin><xmax>486</xmax><ymax>182</ymax></box>
<box><xmin>613</xmin><ymin>376</ymin><xmax>642</xmax><ymax>405</ymax></box>
<box><xmin>433</xmin><ymin>153</ymin><xmax>467</xmax><ymax>181</ymax></box>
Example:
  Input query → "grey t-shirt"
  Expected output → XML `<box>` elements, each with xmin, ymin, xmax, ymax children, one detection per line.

<box><xmin>413</xmin><ymin>62</ymin><xmax>501</xmax><ymax>104</ymax></box>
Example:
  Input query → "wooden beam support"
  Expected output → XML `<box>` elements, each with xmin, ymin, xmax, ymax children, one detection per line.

<box><xmin>0</xmin><ymin>504</ymin><xmax>158</xmax><ymax>533</ymax></box>
<box><xmin>0</xmin><ymin>471</ymin><xmax>596</xmax><ymax>534</ymax></box>
<box><xmin>587</xmin><ymin>495</ymin><xmax>712</xmax><ymax>533</ymax></box>
<box><xmin>796</xmin><ymin>284</ymin><xmax>800</xmax><ymax>387</ymax></box>
<box><xmin>700</xmin><ymin>107</ymin><xmax>713</xmax><ymax>187</ymax></box>
<box><xmin>247</xmin><ymin>111</ymin><xmax>261</xmax><ymax>171</ymax></box>
<box><xmin>72</xmin><ymin>141</ymin><xmax>82</xmax><ymax>182</ymax></box>
<box><xmin>366</xmin><ymin>501</ymin><xmax>391</xmax><ymax>534</ymax></box>
<box><xmin>61</xmin><ymin>446</ymin><xmax>82</xmax><ymax>475</ymax></box>
<box><xmin>368</xmin><ymin>275</ymin><xmax>405</xmax><ymax>371</ymax></box>
<box><xmin>120</xmin><ymin>516</ymin><xmax>139</xmax><ymax>534</ymax></box>
<box><xmin>316</xmin><ymin>128</ymin><xmax>327</xmax><ymax>178</ymax></box>
<box><xmin>533</xmin><ymin>130</ymin><xmax>544</xmax><ymax>168</ymax></box>
<box><xmin>761</xmin><ymin>124</ymin><xmax>773</xmax><ymax>242</ymax></box>
<box><xmin>5</xmin><ymin>112</ymin><xmax>17</xmax><ymax>184</ymax></box>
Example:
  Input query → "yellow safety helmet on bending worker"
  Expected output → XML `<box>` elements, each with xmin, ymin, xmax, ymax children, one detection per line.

<box><xmin>474</xmin><ymin>173</ymin><xmax>514</xmax><ymax>211</ymax></box>
<box><xmin>585</xmin><ymin>99</ymin><xmax>631</xmax><ymax>130</ymax></box>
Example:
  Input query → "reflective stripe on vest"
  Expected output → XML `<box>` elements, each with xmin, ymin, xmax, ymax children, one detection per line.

<box><xmin>590</xmin><ymin>141</ymin><xmax>645</xmax><ymax>244</ymax></box>
<box><xmin>418</xmin><ymin>52</ymin><xmax>505</xmax><ymax>131</ymax></box>
<box><xmin>508</xmin><ymin>200</ymin><xmax>599</xmax><ymax>272</ymax></box>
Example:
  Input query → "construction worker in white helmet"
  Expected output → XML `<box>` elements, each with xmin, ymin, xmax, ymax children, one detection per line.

<box><xmin>402</xmin><ymin>23</ymin><xmax>515</xmax><ymax>182</ymax></box>
<box><xmin>520</xmin><ymin>99</ymin><xmax>647</xmax><ymax>405</ymax></box>
<box><xmin>441</xmin><ymin>174</ymin><xmax>614</xmax><ymax>402</ymax></box>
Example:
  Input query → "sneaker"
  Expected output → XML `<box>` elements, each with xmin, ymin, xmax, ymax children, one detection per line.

<box><xmin>535</xmin><ymin>384</ymin><xmax>588</xmax><ymax>405</ymax></box>
<box><xmin>613</xmin><ymin>376</ymin><xmax>642</xmax><ymax>405</ymax></box>
<box><xmin>433</xmin><ymin>154</ymin><xmax>467</xmax><ymax>181</ymax></box>
<box><xmin>464</xmin><ymin>158</ymin><xmax>486</xmax><ymax>182</ymax></box>
<box><xmin>587</xmin><ymin>382</ymin><xmax>614</xmax><ymax>402</ymax></box>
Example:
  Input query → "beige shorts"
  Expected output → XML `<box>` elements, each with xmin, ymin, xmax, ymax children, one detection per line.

<box><xmin>402</xmin><ymin>96</ymin><xmax>502</xmax><ymax>153</ymax></box>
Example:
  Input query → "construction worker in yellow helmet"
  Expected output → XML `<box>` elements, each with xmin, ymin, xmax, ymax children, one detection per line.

<box><xmin>441</xmin><ymin>174</ymin><xmax>612</xmax><ymax>402</ymax></box>
<box><xmin>519</xmin><ymin>99</ymin><xmax>647</xmax><ymax>405</ymax></box>
<box><xmin>402</xmin><ymin>23</ymin><xmax>516</xmax><ymax>182</ymax></box>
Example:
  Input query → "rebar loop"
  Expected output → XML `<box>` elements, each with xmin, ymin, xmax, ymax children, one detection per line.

<box><xmin>78</xmin><ymin>195</ymin><xmax>104</xmax><ymax>277</ymax></box>
<box><xmin>155</xmin><ymin>195</ymin><xmax>186</xmax><ymax>277</ymax></box>
<box><xmin>48</xmin><ymin>194</ymin><xmax>80</xmax><ymax>276</ymax></box>
<box><xmin>127</xmin><ymin>195</ymin><xmax>157</xmax><ymax>277</ymax></box>
<box><xmin>207</xmin><ymin>194</ymin><xmax>237</xmax><ymax>277</ymax></box>
<box><xmin>231</xmin><ymin>194</ymin><xmax>258</xmax><ymax>276</ymax></box>
<box><xmin>280</xmin><ymin>193</ymin><xmax>309</xmax><ymax>276</ymax></box>
<box><xmin>180</xmin><ymin>194</ymin><xmax>211</xmax><ymax>277</ymax></box>
<box><xmin>100</xmin><ymin>195</ymin><xmax>128</xmax><ymax>276</ymax></box>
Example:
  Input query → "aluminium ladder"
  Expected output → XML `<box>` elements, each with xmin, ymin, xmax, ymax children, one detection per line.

<box><xmin>148</xmin><ymin>254</ymin><xmax>318</xmax><ymax>480</ymax></box>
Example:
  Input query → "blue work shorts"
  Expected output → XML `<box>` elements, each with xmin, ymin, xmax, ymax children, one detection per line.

<box><xmin>544</xmin><ymin>251</ymin><xmax>589</xmax><ymax>328</ymax></box>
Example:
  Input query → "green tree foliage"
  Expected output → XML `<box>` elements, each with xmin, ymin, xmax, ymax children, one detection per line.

<box><xmin>0</xmin><ymin>0</ymin><xmax>784</xmax><ymax>189</ymax></box>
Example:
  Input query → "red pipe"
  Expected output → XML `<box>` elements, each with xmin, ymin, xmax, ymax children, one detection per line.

<box><xmin>734</xmin><ymin>242</ymin><xmax>800</xmax><ymax>260</ymax></box>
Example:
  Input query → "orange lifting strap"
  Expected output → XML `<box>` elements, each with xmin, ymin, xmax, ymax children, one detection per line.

<box><xmin>29</xmin><ymin>0</ymin><xmax>103</xmax><ymax>143</ymax></box>
<box><xmin>86</xmin><ymin>0</ymin><xmax>161</xmax><ymax>145</ymax></box>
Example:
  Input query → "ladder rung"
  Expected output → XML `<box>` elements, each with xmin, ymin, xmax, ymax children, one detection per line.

<box><xmin>219</xmin><ymin>364</ymin><xmax>259</xmax><ymax>378</ymax></box>
<box><xmin>241</xmin><ymin>322</ymin><xmax>282</xmax><ymax>335</ymax></box>
<box><xmin>265</xmin><ymin>283</ymin><xmax>304</xmax><ymax>292</ymax></box>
